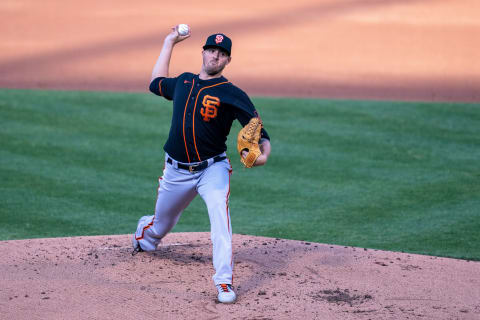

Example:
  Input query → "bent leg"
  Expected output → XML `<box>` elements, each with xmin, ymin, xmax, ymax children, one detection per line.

<box><xmin>135</xmin><ymin>164</ymin><xmax>198</xmax><ymax>251</ymax></box>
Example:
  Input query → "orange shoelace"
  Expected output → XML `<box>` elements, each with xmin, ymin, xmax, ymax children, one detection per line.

<box><xmin>220</xmin><ymin>284</ymin><xmax>229</xmax><ymax>292</ymax></box>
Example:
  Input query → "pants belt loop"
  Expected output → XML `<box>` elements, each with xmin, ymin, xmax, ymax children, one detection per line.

<box><xmin>168</xmin><ymin>157</ymin><xmax>178</xmax><ymax>169</ymax></box>
<box><xmin>165</xmin><ymin>153</ymin><xmax>177</xmax><ymax>169</ymax></box>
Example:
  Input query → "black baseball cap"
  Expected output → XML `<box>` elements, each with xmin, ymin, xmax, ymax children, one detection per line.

<box><xmin>203</xmin><ymin>33</ymin><xmax>232</xmax><ymax>56</ymax></box>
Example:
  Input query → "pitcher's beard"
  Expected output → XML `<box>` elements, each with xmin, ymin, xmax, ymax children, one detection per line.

<box><xmin>205</xmin><ymin>64</ymin><xmax>225</xmax><ymax>76</ymax></box>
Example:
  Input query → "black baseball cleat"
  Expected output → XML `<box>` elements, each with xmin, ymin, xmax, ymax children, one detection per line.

<box><xmin>131</xmin><ymin>234</ymin><xmax>144</xmax><ymax>256</ymax></box>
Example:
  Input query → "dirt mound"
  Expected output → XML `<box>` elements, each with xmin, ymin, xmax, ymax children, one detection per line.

<box><xmin>1</xmin><ymin>233</ymin><xmax>479</xmax><ymax>319</ymax></box>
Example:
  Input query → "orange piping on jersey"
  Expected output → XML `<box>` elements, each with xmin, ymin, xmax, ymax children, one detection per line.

<box><xmin>192</xmin><ymin>81</ymin><xmax>229</xmax><ymax>161</ymax></box>
<box><xmin>158</xmin><ymin>79</ymin><xmax>164</xmax><ymax>96</ymax></box>
<box><xmin>182</xmin><ymin>79</ymin><xmax>195</xmax><ymax>163</ymax></box>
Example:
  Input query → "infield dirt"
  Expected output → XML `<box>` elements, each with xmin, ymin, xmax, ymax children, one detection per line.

<box><xmin>1</xmin><ymin>233</ymin><xmax>479</xmax><ymax>320</ymax></box>
<box><xmin>1</xmin><ymin>0</ymin><xmax>479</xmax><ymax>101</ymax></box>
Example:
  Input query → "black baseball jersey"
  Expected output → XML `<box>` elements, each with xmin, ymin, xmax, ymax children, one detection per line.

<box><xmin>149</xmin><ymin>72</ymin><xmax>270</xmax><ymax>163</ymax></box>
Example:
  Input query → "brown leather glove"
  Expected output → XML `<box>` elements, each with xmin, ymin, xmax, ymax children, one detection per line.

<box><xmin>237</xmin><ymin>117</ymin><xmax>262</xmax><ymax>168</ymax></box>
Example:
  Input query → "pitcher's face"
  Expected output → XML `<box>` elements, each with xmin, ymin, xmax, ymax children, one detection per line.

<box><xmin>202</xmin><ymin>47</ymin><xmax>231</xmax><ymax>76</ymax></box>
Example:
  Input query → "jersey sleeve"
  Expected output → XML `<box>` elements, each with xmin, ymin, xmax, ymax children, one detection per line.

<box><xmin>149</xmin><ymin>77</ymin><xmax>177</xmax><ymax>100</ymax></box>
<box><xmin>232</xmin><ymin>90</ymin><xmax>270</xmax><ymax>141</ymax></box>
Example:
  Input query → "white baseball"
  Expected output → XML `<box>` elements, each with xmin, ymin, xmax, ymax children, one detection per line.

<box><xmin>178</xmin><ymin>24</ymin><xmax>190</xmax><ymax>36</ymax></box>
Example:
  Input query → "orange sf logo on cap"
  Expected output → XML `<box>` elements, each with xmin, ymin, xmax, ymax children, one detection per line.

<box><xmin>215</xmin><ymin>35</ymin><xmax>224</xmax><ymax>44</ymax></box>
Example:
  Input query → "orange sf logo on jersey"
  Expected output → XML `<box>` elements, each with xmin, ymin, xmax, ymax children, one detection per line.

<box><xmin>201</xmin><ymin>95</ymin><xmax>220</xmax><ymax>121</ymax></box>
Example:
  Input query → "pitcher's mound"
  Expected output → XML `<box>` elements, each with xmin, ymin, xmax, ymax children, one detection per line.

<box><xmin>1</xmin><ymin>233</ymin><xmax>479</xmax><ymax>319</ymax></box>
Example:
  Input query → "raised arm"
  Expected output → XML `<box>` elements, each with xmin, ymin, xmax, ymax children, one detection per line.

<box><xmin>151</xmin><ymin>25</ymin><xmax>191</xmax><ymax>81</ymax></box>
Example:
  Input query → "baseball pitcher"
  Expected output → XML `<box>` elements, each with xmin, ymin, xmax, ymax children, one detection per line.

<box><xmin>131</xmin><ymin>25</ymin><xmax>271</xmax><ymax>304</ymax></box>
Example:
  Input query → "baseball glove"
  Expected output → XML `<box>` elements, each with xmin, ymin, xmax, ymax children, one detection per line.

<box><xmin>237</xmin><ymin>117</ymin><xmax>262</xmax><ymax>168</ymax></box>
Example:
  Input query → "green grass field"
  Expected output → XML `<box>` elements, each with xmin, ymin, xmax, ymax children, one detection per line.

<box><xmin>1</xmin><ymin>88</ymin><xmax>479</xmax><ymax>260</ymax></box>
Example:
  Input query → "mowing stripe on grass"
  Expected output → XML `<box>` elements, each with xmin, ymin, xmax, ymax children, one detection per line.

<box><xmin>1</xmin><ymin>88</ymin><xmax>479</xmax><ymax>260</ymax></box>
